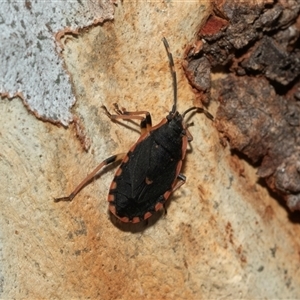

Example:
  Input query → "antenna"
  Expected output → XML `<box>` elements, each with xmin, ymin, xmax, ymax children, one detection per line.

<box><xmin>162</xmin><ymin>37</ymin><xmax>177</xmax><ymax>114</ymax></box>
<box><xmin>182</xmin><ymin>107</ymin><xmax>214</xmax><ymax>121</ymax></box>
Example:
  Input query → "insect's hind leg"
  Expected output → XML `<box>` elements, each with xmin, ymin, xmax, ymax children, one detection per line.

<box><xmin>173</xmin><ymin>173</ymin><xmax>186</xmax><ymax>191</ymax></box>
<box><xmin>102</xmin><ymin>104</ymin><xmax>152</xmax><ymax>136</ymax></box>
<box><xmin>162</xmin><ymin>173</ymin><xmax>186</xmax><ymax>216</ymax></box>
<box><xmin>54</xmin><ymin>153</ymin><xmax>126</xmax><ymax>202</ymax></box>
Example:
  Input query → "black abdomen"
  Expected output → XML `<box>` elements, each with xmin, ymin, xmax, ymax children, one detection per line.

<box><xmin>109</xmin><ymin>122</ymin><xmax>183</xmax><ymax>220</ymax></box>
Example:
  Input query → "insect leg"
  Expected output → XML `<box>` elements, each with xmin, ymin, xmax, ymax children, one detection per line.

<box><xmin>185</xmin><ymin>127</ymin><xmax>193</xmax><ymax>142</ymax></box>
<box><xmin>139</xmin><ymin>112</ymin><xmax>152</xmax><ymax>135</ymax></box>
<box><xmin>102</xmin><ymin>105</ymin><xmax>152</xmax><ymax>135</ymax></box>
<box><xmin>172</xmin><ymin>173</ymin><xmax>186</xmax><ymax>192</ymax></box>
<box><xmin>54</xmin><ymin>153</ymin><xmax>126</xmax><ymax>202</ymax></box>
<box><xmin>163</xmin><ymin>203</ymin><xmax>168</xmax><ymax>216</ymax></box>
<box><xmin>161</xmin><ymin>173</ymin><xmax>186</xmax><ymax>206</ymax></box>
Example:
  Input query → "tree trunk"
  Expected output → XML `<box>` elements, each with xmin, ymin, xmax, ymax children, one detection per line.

<box><xmin>1</xmin><ymin>0</ymin><xmax>300</xmax><ymax>299</ymax></box>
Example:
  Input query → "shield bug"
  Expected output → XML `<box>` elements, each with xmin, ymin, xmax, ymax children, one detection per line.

<box><xmin>55</xmin><ymin>38</ymin><xmax>213</xmax><ymax>223</ymax></box>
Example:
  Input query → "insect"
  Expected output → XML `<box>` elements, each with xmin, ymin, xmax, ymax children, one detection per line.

<box><xmin>55</xmin><ymin>38</ymin><xmax>213</xmax><ymax>223</ymax></box>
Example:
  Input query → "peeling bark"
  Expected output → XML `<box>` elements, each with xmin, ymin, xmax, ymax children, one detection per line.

<box><xmin>184</xmin><ymin>0</ymin><xmax>300</xmax><ymax>211</ymax></box>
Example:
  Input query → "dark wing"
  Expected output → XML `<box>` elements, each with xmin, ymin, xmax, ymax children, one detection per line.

<box><xmin>112</xmin><ymin>133</ymin><xmax>180</xmax><ymax>219</ymax></box>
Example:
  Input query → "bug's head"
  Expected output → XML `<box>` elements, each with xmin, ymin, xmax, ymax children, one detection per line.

<box><xmin>166</xmin><ymin>110</ymin><xmax>182</xmax><ymax>123</ymax></box>
<box><xmin>166</xmin><ymin>107</ymin><xmax>213</xmax><ymax>130</ymax></box>
<box><xmin>165</xmin><ymin>110</ymin><xmax>186</xmax><ymax>136</ymax></box>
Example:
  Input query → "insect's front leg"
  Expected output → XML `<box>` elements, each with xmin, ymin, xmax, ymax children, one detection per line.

<box><xmin>102</xmin><ymin>104</ymin><xmax>152</xmax><ymax>136</ymax></box>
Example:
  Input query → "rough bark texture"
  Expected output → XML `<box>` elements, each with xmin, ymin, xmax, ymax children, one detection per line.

<box><xmin>184</xmin><ymin>0</ymin><xmax>300</xmax><ymax>211</ymax></box>
<box><xmin>1</xmin><ymin>0</ymin><xmax>300</xmax><ymax>299</ymax></box>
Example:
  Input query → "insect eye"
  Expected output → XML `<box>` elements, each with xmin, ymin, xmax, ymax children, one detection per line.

<box><xmin>166</xmin><ymin>112</ymin><xmax>173</xmax><ymax>121</ymax></box>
